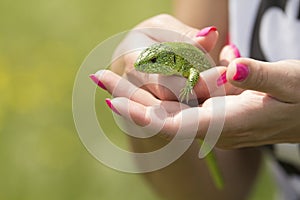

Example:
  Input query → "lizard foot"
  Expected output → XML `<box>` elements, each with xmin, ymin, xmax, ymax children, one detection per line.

<box><xmin>179</xmin><ymin>86</ymin><xmax>193</xmax><ymax>103</ymax></box>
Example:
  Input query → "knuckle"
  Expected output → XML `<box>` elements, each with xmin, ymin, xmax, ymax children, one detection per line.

<box><xmin>249</xmin><ymin>63</ymin><xmax>267</xmax><ymax>89</ymax></box>
<box><xmin>161</xmin><ymin>115</ymin><xmax>178</xmax><ymax>138</ymax></box>
<box><xmin>281</xmin><ymin>65</ymin><xmax>300</xmax><ymax>94</ymax></box>
<box><xmin>110</xmin><ymin>56</ymin><xmax>125</xmax><ymax>74</ymax></box>
<box><xmin>152</xmin><ymin>14</ymin><xmax>174</xmax><ymax>23</ymax></box>
<box><xmin>178</xmin><ymin>29</ymin><xmax>196</xmax><ymax>41</ymax></box>
<box><xmin>142</xmin><ymin>14</ymin><xmax>174</xmax><ymax>28</ymax></box>
<box><xmin>123</xmin><ymin>52</ymin><xmax>136</xmax><ymax>67</ymax></box>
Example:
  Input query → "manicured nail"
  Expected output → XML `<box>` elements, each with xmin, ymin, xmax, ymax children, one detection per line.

<box><xmin>196</xmin><ymin>26</ymin><xmax>217</xmax><ymax>37</ymax></box>
<box><xmin>89</xmin><ymin>74</ymin><xmax>107</xmax><ymax>90</ymax></box>
<box><xmin>217</xmin><ymin>71</ymin><xmax>227</xmax><ymax>86</ymax></box>
<box><xmin>229</xmin><ymin>43</ymin><xmax>241</xmax><ymax>58</ymax></box>
<box><xmin>105</xmin><ymin>98</ymin><xmax>121</xmax><ymax>115</ymax></box>
<box><xmin>233</xmin><ymin>63</ymin><xmax>249</xmax><ymax>81</ymax></box>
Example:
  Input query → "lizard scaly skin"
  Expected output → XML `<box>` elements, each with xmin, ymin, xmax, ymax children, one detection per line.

<box><xmin>134</xmin><ymin>42</ymin><xmax>213</xmax><ymax>102</ymax></box>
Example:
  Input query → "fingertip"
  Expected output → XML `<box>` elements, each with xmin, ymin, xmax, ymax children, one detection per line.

<box><xmin>228</xmin><ymin>43</ymin><xmax>241</xmax><ymax>58</ymax></box>
<box><xmin>225</xmin><ymin>59</ymin><xmax>298</xmax><ymax>102</ymax></box>
<box><xmin>226</xmin><ymin>58</ymin><xmax>251</xmax><ymax>85</ymax></box>
<box><xmin>219</xmin><ymin>44</ymin><xmax>241</xmax><ymax>65</ymax></box>
<box><xmin>232</xmin><ymin>63</ymin><xmax>249</xmax><ymax>82</ymax></box>
<box><xmin>194</xmin><ymin>28</ymin><xmax>219</xmax><ymax>52</ymax></box>
<box><xmin>110</xmin><ymin>97</ymin><xmax>130</xmax><ymax>116</ymax></box>
<box><xmin>196</xmin><ymin>26</ymin><xmax>217</xmax><ymax>37</ymax></box>
<box><xmin>94</xmin><ymin>69</ymin><xmax>106</xmax><ymax>77</ymax></box>
<box><xmin>216</xmin><ymin>71</ymin><xmax>227</xmax><ymax>87</ymax></box>
<box><xmin>105</xmin><ymin>98</ymin><xmax>121</xmax><ymax>115</ymax></box>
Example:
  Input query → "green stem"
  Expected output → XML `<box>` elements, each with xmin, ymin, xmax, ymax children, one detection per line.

<box><xmin>199</xmin><ymin>140</ymin><xmax>224</xmax><ymax>190</ymax></box>
<box><xmin>205</xmin><ymin>151</ymin><xmax>224</xmax><ymax>189</ymax></box>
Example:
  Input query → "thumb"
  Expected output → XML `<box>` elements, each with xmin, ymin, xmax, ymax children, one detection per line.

<box><xmin>226</xmin><ymin>58</ymin><xmax>300</xmax><ymax>103</ymax></box>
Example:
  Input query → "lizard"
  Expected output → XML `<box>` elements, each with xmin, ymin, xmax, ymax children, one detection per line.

<box><xmin>134</xmin><ymin>42</ymin><xmax>223</xmax><ymax>189</ymax></box>
<box><xmin>134</xmin><ymin>42</ymin><xmax>213</xmax><ymax>102</ymax></box>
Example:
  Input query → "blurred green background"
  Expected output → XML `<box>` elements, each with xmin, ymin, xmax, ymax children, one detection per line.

<box><xmin>0</xmin><ymin>0</ymin><xmax>276</xmax><ymax>199</ymax></box>
<box><xmin>0</xmin><ymin>0</ymin><xmax>171</xmax><ymax>199</ymax></box>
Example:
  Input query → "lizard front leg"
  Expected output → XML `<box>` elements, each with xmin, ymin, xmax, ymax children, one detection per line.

<box><xmin>179</xmin><ymin>68</ymin><xmax>200</xmax><ymax>102</ymax></box>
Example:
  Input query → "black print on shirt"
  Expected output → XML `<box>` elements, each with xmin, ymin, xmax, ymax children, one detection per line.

<box><xmin>250</xmin><ymin>0</ymin><xmax>289</xmax><ymax>61</ymax></box>
<box><xmin>298</xmin><ymin>1</ymin><xmax>300</xmax><ymax>19</ymax></box>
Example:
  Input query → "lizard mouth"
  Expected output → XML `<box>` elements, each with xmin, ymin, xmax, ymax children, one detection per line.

<box><xmin>134</xmin><ymin>62</ymin><xmax>163</xmax><ymax>73</ymax></box>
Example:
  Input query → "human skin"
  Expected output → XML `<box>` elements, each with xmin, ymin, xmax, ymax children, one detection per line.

<box><xmin>173</xmin><ymin>0</ymin><xmax>300</xmax><ymax>147</ymax></box>
<box><xmin>92</xmin><ymin>14</ymin><xmax>262</xmax><ymax>200</ymax></box>
<box><xmin>92</xmin><ymin>9</ymin><xmax>300</xmax><ymax>198</ymax></box>
<box><xmin>173</xmin><ymin>0</ymin><xmax>229</xmax><ymax>62</ymax></box>
<box><xmin>92</xmin><ymin>0</ymin><xmax>300</xmax><ymax>198</ymax></box>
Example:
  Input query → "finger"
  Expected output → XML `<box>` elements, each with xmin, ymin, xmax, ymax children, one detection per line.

<box><xmin>110</xmin><ymin>97</ymin><xmax>210</xmax><ymax>139</ymax></box>
<box><xmin>110</xmin><ymin>31</ymin><xmax>156</xmax><ymax>74</ymax></box>
<box><xmin>111</xmin><ymin>15</ymin><xmax>218</xmax><ymax>78</ymax></box>
<box><xmin>125</xmin><ymin>66</ymin><xmax>228</xmax><ymax>102</ymax></box>
<box><xmin>217</xmin><ymin>44</ymin><xmax>245</xmax><ymax>95</ymax></box>
<box><xmin>127</xmin><ymin>66</ymin><xmax>230</xmax><ymax>102</ymax></box>
<box><xmin>219</xmin><ymin>44</ymin><xmax>241</xmax><ymax>66</ymax></box>
<box><xmin>205</xmin><ymin>91</ymin><xmax>296</xmax><ymax>149</ymax></box>
<box><xmin>195</xmin><ymin>66</ymin><xmax>227</xmax><ymax>101</ymax></box>
<box><xmin>94</xmin><ymin>70</ymin><xmax>160</xmax><ymax>106</ymax></box>
<box><xmin>110</xmin><ymin>56</ymin><xmax>126</xmax><ymax>76</ymax></box>
<box><xmin>137</xmin><ymin>14</ymin><xmax>218</xmax><ymax>52</ymax></box>
<box><xmin>194</xmin><ymin>27</ymin><xmax>218</xmax><ymax>53</ymax></box>
<box><xmin>124</xmin><ymin>68</ymin><xmax>186</xmax><ymax>101</ymax></box>
<box><xmin>110</xmin><ymin>97</ymin><xmax>151</xmax><ymax>127</ymax></box>
<box><xmin>225</xmin><ymin>59</ymin><xmax>300</xmax><ymax>103</ymax></box>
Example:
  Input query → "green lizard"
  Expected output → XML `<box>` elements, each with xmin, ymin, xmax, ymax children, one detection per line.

<box><xmin>134</xmin><ymin>42</ymin><xmax>212</xmax><ymax>102</ymax></box>
<box><xmin>134</xmin><ymin>42</ymin><xmax>223</xmax><ymax>189</ymax></box>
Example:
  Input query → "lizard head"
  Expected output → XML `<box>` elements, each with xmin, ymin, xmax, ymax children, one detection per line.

<box><xmin>134</xmin><ymin>43</ymin><xmax>179</xmax><ymax>75</ymax></box>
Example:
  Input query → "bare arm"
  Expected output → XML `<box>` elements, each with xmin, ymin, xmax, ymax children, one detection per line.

<box><xmin>173</xmin><ymin>0</ymin><xmax>229</xmax><ymax>63</ymax></box>
<box><xmin>129</xmin><ymin>136</ymin><xmax>261</xmax><ymax>200</ymax></box>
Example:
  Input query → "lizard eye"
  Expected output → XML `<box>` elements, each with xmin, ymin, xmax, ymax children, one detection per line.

<box><xmin>150</xmin><ymin>57</ymin><xmax>157</xmax><ymax>63</ymax></box>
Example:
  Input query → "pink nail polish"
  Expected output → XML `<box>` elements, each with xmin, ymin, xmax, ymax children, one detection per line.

<box><xmin>233</xmin><ymin>63</ymin><xmax>249</xmax><ymax>81</ymax></box>
<box><xmin>105</xmin><ymin>98</ymin><xmax>121</xmax><ymax>115</ymax></box>
<box><xmin>89</xmin><ymin>74</ymin><xmax>107</xmax><ymax>90</ymax></box>
<box><xmin>217</xmin><ymin>71</ymin><xmax>227</xmax><ymax>86</ymax></box>
<box><xmin>196</xmin><ymin>26</ymin><xmax>217</xmax><ymax>37</ymax></box>
<box><xmin>229</xmin><ymin>43</ymin><xmax>241</xmax><ymax>58</ymax></box>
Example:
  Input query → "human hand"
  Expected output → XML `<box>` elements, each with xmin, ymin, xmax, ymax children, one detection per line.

<box><xmin>110</xmin><ymin>14</ymin><xmax>223</xmax><ymax>102</ymax></box>
<box><xmin>91</xmin><ymin>14</ymin><xmax>300</xmax><ymax>149</ymax></box>
<box><xmin>215</xmin><ymin>58</ymin><xmax>300</xmax><ymax>148</ymax></box>
<box><xmin>91</xmin><ymin>57</ymin><xmax>300</xmax><ymax>149</ymax></box>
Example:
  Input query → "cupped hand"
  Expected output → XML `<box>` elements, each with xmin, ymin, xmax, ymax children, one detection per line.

<box><xmin>92</xmin><ymin>57</ymin><xmax>300</xmax><ymax>149</ymax></box>
<box><xmin>110</xmin><ymin>14</ymin><xmax>222</xmax><ymax>101</ymax></box>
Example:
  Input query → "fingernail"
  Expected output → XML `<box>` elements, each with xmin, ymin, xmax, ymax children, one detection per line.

<box><xmin>105</xmin><ymin>98</ymin><xmax>121</xmax><ymax>115</ymax></box>
<box><xmin>233</xmin><ymin>63</ymin><xmax>249</xmax><ymax>81</ymax></box>
<box><xmin>196</xmin><ymin>26</ymin><xmax>217</xmax><ymax>37</ymax></box>
<box><xmin>89</xmin><ymin>74</ymin><xmax>107</xmax><ymax>90</ymax></box>
<box><xmin>229</xmin><ymin>43</ymin><xmax>241</xmax><ymax>58</ymax></box>
<box><xmin>217</xmin><ymin>71</ymin><xmax>227</xmax><ymax>86</ymax></box>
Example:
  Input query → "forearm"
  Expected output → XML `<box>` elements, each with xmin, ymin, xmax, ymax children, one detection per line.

<box><xmin>173</xmin><ymin>0</ymin><xmax>229</xmax><ymax>62</ymax></box>
<box><xmin>128</xmin><ymin>135</ymin><xmax>261</xmax><ymax>200</ymax></box>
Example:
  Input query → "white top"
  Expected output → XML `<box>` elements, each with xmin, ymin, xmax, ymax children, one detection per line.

<box><xmin>229</xmin><ymin>0</ymin><xmax>300</xmax><ymax>169</ymax></box>
<box><xmin>229</xmin><ymin>0</ymin><xmax>300</xmax><ymax>61</ymax></box>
